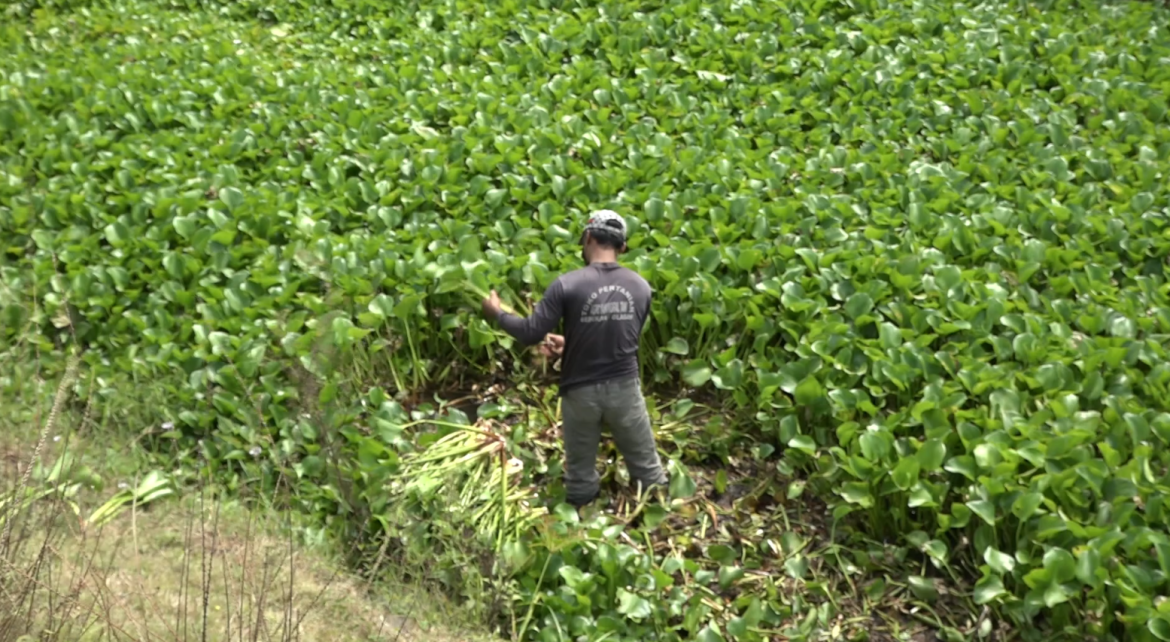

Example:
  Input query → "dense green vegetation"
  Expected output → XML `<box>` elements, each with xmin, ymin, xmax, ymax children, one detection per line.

<box><xmin>4</xmin><ymin>0</ymin><xmax>1170</xmax><ymax>639</ymax></box>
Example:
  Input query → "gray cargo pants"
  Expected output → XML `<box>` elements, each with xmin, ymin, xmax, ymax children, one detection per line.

<box><xmin>560</xmin><ymin>377</ymin><xmax>668</xmax><ymax>506</ymax></box>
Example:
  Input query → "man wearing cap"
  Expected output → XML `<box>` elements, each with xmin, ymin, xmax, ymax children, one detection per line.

<box><xmin>481</xmin><ymin>210</ymin><xmax>669</xmax><ymax>508</ymax></box>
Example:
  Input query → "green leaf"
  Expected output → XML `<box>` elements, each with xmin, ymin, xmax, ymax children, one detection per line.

<box><xmin>908</xmin><ymin>575</ymin><xmax>938</xmax><ymax>602</ymax></box>
<box><xmin>726</xmin><ymin>617</ymin><xmax>748</xmax><ymax>639</ymax></box>
<box><xmin>668</xmin><ymin>461</ymin><xmax>696</xmax><ymax>499</ymax></box>
<box><xmin>1011</xmin><ymin>492</ymin><xmax>1044</xmax><ymax>521</ymax></box>
<box><xmin>368</xmin><ymin>294</ymin><xmax>395</xmax><ymax>319</ymax></box>
<box><xmin>879</xmin><ymin>322</ymin><xmax>902</xmax><ymax>349</ymax></box>
<box><xmin>104</xmin><ymin>222</ymin><xmax>130</xmax><ymax>246</ymax></box>
<box><xmin>662</xmin><ymin>337</ymin><xmax>690</xmax><ymax>355</ymax></box>
<box><xmin>787</xmin><ymin>435</ymin><xmax>816</xmax><ymax>455</ymax></box>
<box><xmin>783</xmin><ymin>554</ymin><xmax>808</xmax><ymax>579</ymax></box>
<box><xmin>918</xmin><ymin>439</ymin><xmax>946</xmax><ymax>471</ymax></box>
<box><xmin>973</xmin><ymin>575</ymin><xmax>1006</xmax><ymax>605</ymax></box>
<box><xmin>984</xmin><ymin>548</ymin><xmax>1015</xmax><ymax>574</ymax></box>
<box><xmin>1043</xmin><ymin>581</ymin><xmax>1072</xmax><ymax>608</ymax></box>
<box><xmin>393</xmin><ymin>295</ymin><xmax>422</xmax><ymax>319</ymax></box>
<box><xmin>860</xmin><ymin>431</ymin><xmax>890</xmax><ymax>461</ymax></box>
<box><xmin>736</xmin><ymin>248</ymin><xmax>762</xmax><ymax>271</ymax></box>
<box><xmin>741</xmin><ymin>597</ymin><xmax>763</xmax><ymax>628</ymax></box>
<box><xmin>172</xmin><ymin>215</ymin><xmax>196</xmax><ymax>238</ymax></box>
<box><xmin>839</xmin><ymin>483</ymin><xmax>873</xmax><ymax>507</ymax></box>
<box><xmin>616</xmin><ymin>588</ymin><xmax>652</xmax><ymax>620</ymax></box>
<box><xmin>712</xmin><ymin>359</ymin><xmax>745</xmax><ymax>390</ymax></box>
<box><xmin>1076</xmin><ymin>548</ymin><xmax>1100</xmax><ymax>586</ymax></box>
<box><xmin>698</xmin><ymin>542</ymin><xmax>732</xmax><ymax>565</ymax></box>
<box><xmin>967</xmin><ymin>500</ymin><xmax>997</xmax><ymax>526</ymax></box>
<box><xmin>695</xmin><ymin>625</ymin><xmax>726</xmax><ymax>642</ymax></box>
<box><xmin>1150</xmin><ymin>616</ymin><xmax>1170</xmax><ymax>641</ymax></box>
<box><xmin>845</xmin><ymin>292</ymin><xmax>875</xmax><ymax>319</ymax></box>
<box><xmin>681</xmin><ymin>360</ymin><xmax>712</xmax><ymax>387</ymax></box>
<box><xmin>219</xmin><ymin>186</ymin><xmax>245</xmax><ymax>211</ymax></box>
<box><xmin>718</xmin><ymin>565</ymin><xmax>744</xmax><ymax>589</ymax></box>
<box><xmin>794</xmin><ymin>376</ymin><xmax>824</xmax><ymax>405</ymax></box>
<box><xmin>891</xmin><ymin>457</ymin><xmax>920</xmax><ymax>490</ymax></box>
<box><xmin>1043</xmin><ymin>548</ymin><xmax>1077</xmax><ymax>583</ymax></box>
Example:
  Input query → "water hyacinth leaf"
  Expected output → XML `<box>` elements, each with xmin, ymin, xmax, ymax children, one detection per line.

<box><xmin>1043</xmin><ymin>548</ymin><xmax>1077</xmax><ymax>583</ymax></box>
<box><xmin>845</xmin><ymin>292</ymin><xmax>875</xmax><ymax>320</ymax></box>
<box><xmin>695</xmin><ymin>625</ymin><xmax>726</xmax><ymax>642</ymax></box>
<box><xmin>643</xmin><ymin>504</ymin><xmax>668</xmax><ymax>529</ymax></box>
<box><xmin>1012</xmin><ymin>492</ymin><xmax>1044</xmax><ymax>521</ymax></box>
<box><xmin>1043</xmin><ymin>582</ymin><xmax>1073</xmax><ymax>608</ymax></box>
<box><xmin>860</xmin><ymin>431</ymin><xmax>891</xmax><ymax>462</ymax></box>
<box><xmin>681</xmin><ymin>360</ymin><xmax>713</xmax><ymax>387</ymax></box>
<box><xmin>393</xmin><ymin>295</ymin><xmax>424</xmax><ymax>320</ymax></box>
<box><xmin>794</xmin><ymin>376</ymin><xmax>825</xmax><ymax>405</ymax></box>
<box><xmin>985</xmin><ymin>548</ymin><xmax>1015</xmax><ymax>575</ymax></box>
<box><xmin>368</xmin><ymin>294</ymin><xmax>395</xmax><ymax>319</ymax></box>
<box><xmin>712</xmin><ymin>359</ymin><xmax>745</xmax><ymax>390</ymax></box>
<box><xmin>741</xmin><ymin>597</ymin><xmax>763</xmax><ymax>629</ymax></box>
<box><xmin>616</xmin><ymin>588</ymin><xmax>652</xmax><ymax>620</ymax></box>
<box><xmin>558</xmin><ymin>565</ymin><xmax>590</xmax><ymax>591</ymax></box>
<box><xmin>908</xmin><ymin>483</ymin><xmax>936</xmax><ymax>508</ymax></box>
<box><xmin>787</xmin><ymin>435</ymin><xmax>816</xmax><ymax>455</ymax></box>
<box><xmin>219</xmin><ymin>186</ymin><xmax>245</xmax><ymax>211</ymax></box>
<box><xmin>923</xmin><ymin>540</ymin><xmax>947</xmax><ymax>565</ymax></box>
<box><xmin>908</xmin><ymin>576</ymin><xmax>939</xmax><ymax>603</ymax></box>
<box><xmin>726</xmin><ymin>617</ymin><xmax>749</xmax><ymax>639</ymax></box>
<box><xmin>718</xmin><ymin>565</ymin><xmax>744</xmax><ymax>589</ymax></box>
<box><xmin>780</xmin><ymin>532</ymin><xmax>805</xmax><ymax>556</ymax></box>
<box><xmin>918</xmin><ymin>439</ymin><xmax>946</xmax><ymax>471</ymax></box>
<box><xmin>787</xmin><ymin>480</ymin><xmax>807</xmax><ymax>499</ymax></box>
<box><xmin>662</xmin><ymin>337</ymin><xmax>690</xmax><ymax>355</ymax></box>
<box><xmin>554</xmin><ymin>503</ymin><xmax>580</xmax><ymax>525</ymax></box>
<box><xmin>736</xmin><ymin>248</ymin><xmax>762</xmax><ymax>271</ymax></box>
<box><xmin>974</xmin><ymin>575</ymin><xmax>1006</xmax><ymax>605</ymax></box>
<box><xmin>879</xmin><ymin>322</ymin><xmax>902</xmax><ymax>349</ymax></box>
<box><xmin>892</xmin><ymin>457</ymin><xmax>920</xmax><ymax>491</ymax></box>
<box><xmin>707</xmin><ymin>544</ymin><xmax>737</xmax><ymax>564</ymax></box>
<box><xmin>839</xmin><ymin>483</ymin><xmax>873</xmax><ymax>507</ymax></box>
<box><xmin>784</xmin><ymin>554</ymin><xmax>808</xmax><ymax>579</ymax></box>
<box><xmin>668</xmin><ymin>460</ymin><xmax>697</xmax><ymax>499</ymax></box>
<box><xmin>1151</xmin><ymin>617</ymin><xmax>1170</xmax><ymax>641</ymax></box>
<box><xmin>104</xmin><ymin>222</ymin><xmax>131</xmax><ymax>246</ymax></box>
<box><xmin>1076</xmin><ymin>548</ymin><xmax>1101</xmax><ymax>586</ymax></box>
<box><xmin>967</xmin><ymin>500</ymin><xmax>996</xmax><ymax>526</ymax></box>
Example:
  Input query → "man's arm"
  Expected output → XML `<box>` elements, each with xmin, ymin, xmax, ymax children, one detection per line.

<box><xmin>496</xmin><ymin>279</ymin><xmax>565</xmax><ymax>347</ymax></box>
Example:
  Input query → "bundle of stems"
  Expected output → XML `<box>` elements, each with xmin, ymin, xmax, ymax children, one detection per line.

<box><xmin>388</xmin><ymin>425</ymin><xmax>540</xmax><ymax>551</ymax></box>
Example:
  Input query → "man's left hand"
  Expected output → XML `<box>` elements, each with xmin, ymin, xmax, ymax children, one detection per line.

<box><xmin>482</xmin><ymin>290</ymin><xmax>503</xmax><ymax>320</ymax></box>
<box><xmin>540</xmin><ymin>333</ymin><xmax>564</xmax><ymax>357</ymax></box>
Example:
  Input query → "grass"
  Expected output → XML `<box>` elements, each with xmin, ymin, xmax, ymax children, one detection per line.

<box><xmin>1</xmin><ymin>356</ymin><xmax>498</xmax><ymax>642</ymax></box>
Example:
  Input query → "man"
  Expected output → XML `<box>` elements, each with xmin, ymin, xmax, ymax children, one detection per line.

<box><xmin>481</xmin><ymin>210</ymin><xmax>669</xmax><ymax>508</ymax></box>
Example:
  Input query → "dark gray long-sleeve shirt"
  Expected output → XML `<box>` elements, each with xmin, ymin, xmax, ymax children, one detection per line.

<box><xmin>496</xmin><ymin>261</ymin><xmax>652</xmax><ymax>394</ymax></box>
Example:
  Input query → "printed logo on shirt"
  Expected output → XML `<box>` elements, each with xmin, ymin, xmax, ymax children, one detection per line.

<box><xmin>581</xmin><ymin>285</ymin><xmax>636</xmax><ymax>324</ymax></box>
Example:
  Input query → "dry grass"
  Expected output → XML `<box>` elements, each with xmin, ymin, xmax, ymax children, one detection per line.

<box><xmin>0</xmin><ymin>353</ymin><xmax>497</xmax><ymax>642</ymax></box>
<box><xmin>2</xmin><ymin>494</ymin><xmax>492</xmax><ymax>642</ymax></box>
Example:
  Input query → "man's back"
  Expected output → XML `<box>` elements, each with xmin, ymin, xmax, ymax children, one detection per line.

<box><xmin>556</xmin><ymin>262</ymin><xmax>652</xmax><ymax>393</ymax></box>
<box><xmin>486</xmin><ymin>209</ymin><xmax>669</xmax><ymax>508</ymax></box>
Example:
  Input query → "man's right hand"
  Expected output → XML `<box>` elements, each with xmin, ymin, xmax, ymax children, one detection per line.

<box><xmin>540</xmin><ymin>333</ymin><xmax>564</xmax><ymax>357</ymax></box>
<box><xmin>482</xmin><ymin>290</ymin><xmax>503</xmax><ymax>320</ymax></box>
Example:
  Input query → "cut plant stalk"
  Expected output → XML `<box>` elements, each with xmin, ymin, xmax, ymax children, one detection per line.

<box><xmin>388</xmin><ymin>420</ymin><xmax>539</xmax><ymax>549</ymax></box>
